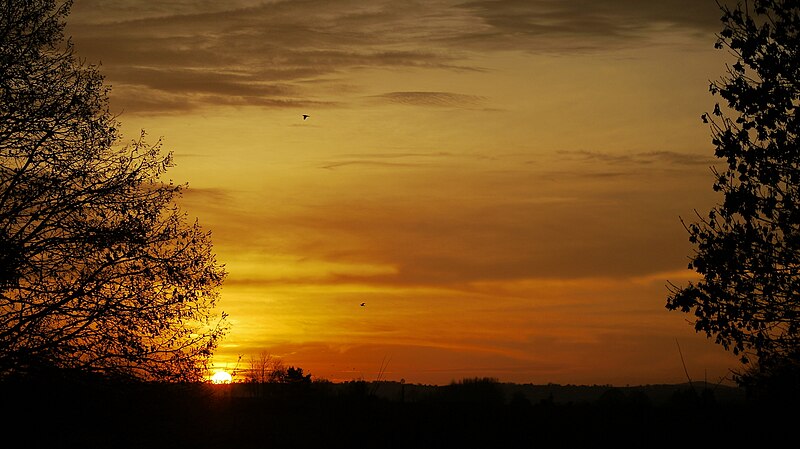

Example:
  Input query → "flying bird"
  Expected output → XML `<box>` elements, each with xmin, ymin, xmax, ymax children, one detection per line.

<box><xmin>302</xmin><ymin>114</ymin><xmax>310</xmax><ymax>120</ymax></box>
<box><xmin>360</xmin><ymin>302</ymin><xmax>366</xmax><ymax>307</ymax></box>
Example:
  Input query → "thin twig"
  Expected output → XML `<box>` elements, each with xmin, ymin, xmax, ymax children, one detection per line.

<box><xmin>676</xmin><ymin>338</ymin><xmax>694</xmax><ymax>390</ymax></box>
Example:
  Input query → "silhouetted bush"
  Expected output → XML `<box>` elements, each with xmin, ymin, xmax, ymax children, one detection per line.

<box><xmin>737</xmin><ymin>352</ymin><xmax>800</xmax><ymax>402</ymax></box>
<box><xmin>438</xmin><ymin>377</ymin><xmax>505</xmax><ymax>405</ymax></box>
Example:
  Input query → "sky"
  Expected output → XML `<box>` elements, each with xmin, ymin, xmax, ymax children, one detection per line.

<box><xmin>66</xmin><ymin>0</ymin><xmax>744</xmax><ymax>386</ymax></box>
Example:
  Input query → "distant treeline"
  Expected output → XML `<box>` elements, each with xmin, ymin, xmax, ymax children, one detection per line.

<box><xmin>224</xmin><ymin>376</ymin><xmax>747</xmax><ymax>406</ymax></box>
<box><xmin>2</xmin><ymin>376</ymin><xmax>788</xmax><ymax>449</ymax></box>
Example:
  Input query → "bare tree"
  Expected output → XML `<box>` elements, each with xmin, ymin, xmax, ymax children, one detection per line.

<box><xmin>0</xmin><ymin>0</ymin><xmax>227</xmax><ymax>381</ymax></box>
<box><xmin>248</xmin><ymin>351</ymin><xmax>274</xmax><ymax>383</ymax></box>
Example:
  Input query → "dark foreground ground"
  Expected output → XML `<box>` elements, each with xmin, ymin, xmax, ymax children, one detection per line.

<box><xmin>0</xmin><ymin>379</ymin><xmax>792</xmax><ymax>448</ymax></box>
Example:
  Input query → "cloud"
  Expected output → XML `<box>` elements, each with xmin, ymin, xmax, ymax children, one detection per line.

<box><xmin>320</xmin><ymin>160</ymin><xmax>422</xmax><ymax>170</ymax></box>
<box><xmin>557</xmin><ymin>150</ymin><xmax>713</xmax><ymax>167</ymax></box>
<box><xmin>172</xmin><ymin>145</ymin><xmax>716</xmax><ymax>290</ymax></box>
<box><xmin>317</xmin><ymin>151</ymin><xmax>456</xmax><ymax>170</ymax></box>
<box><xmin>107</xmin><ymin>84</ymin><xmax>336</xmax><ymax>115</ymax></box>
<box><xmin>640</xmin><ymin>151</ymin><xmax>713</xmax><ymax>166</ymax></box>
<box><xmin>179</xmin><ymin>186</ymin><xmax>235</xmax><ymax>203</ymax></box>
<box><xmin>211</xmin><ymin>297</ymin><xmax>738</xmax><ymax>385</ymax></box>
<box><xmin>453</xmin><ymin>0</ymin><xmax>722</xmax><ymax>52</ymax></box>
<box><xmin>104</xmin><ymin>67</ymin><xmax>298</xmax><ymax>97</ymax></box>
<box><xmin>68</xmin><ymin>0</ymin><xmax>469</xmax><ymax>113</ymax></box>
<box><xmin>66</xmin><ymin>0</ymin><xmax>722</xmax><ymax>113</ymax></box>
<box><xmin>371</xmin><ymin>91</ymin><xmax>486</xmax><ymax>108</ymax></box>
<box><xmin>202</xmin><ymin>158</ymin><xmax>713</xmax><ymax>287</ymax></box>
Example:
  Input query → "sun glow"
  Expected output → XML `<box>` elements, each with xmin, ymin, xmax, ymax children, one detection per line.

<box><xmin>210</xmin><ymin>370</ymin><xmax>232</xmax><ymax>384</ymax></box>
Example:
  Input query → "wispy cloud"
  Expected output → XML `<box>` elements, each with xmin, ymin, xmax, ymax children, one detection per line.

<box><xmin>180</xmin><ymin>186</ymin><xmax>235</xmax><ymax>203</ymax></box>
<box><xmin>453</xmin><ymin>0</ymin><xmax>721</xmax><ymax>52</ymax></box>
<box><xmin>317</xmin><ymin>151</ymin><xmax>456</xmax><ymax>170</ymax></box>
<box><xmin>640</xmin><ymin>151</ymin><xmax>713</xmax><ymax>166</ymax></box>
<box><xmin>371</xmin><ymin>91</ymin><xmax>486</xmax><ymax>108</ymax></box>
<box><xmin>69</xmin><ymin>0</ymin><xmax>471</xmax><ymax>113</ymax></box>
<box><xmin>320</xmin><ymin>160</ymin><xmax>423</xmax><ymax>170</ymax></box>
<box><xmin>204</xmin><ymin>168</ymin><xmax>709</xmax><ymax>288</ymax></box>
<box><xmin>557</xmin><ymin>150</ymin><xmax>713</xmax><ymax>166</ymax></box>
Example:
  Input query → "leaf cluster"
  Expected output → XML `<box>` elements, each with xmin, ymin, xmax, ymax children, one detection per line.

<box><xmin>668</xmin><ymin>1</ymin><xmax>800</xmax><ymax>372</ymax></box>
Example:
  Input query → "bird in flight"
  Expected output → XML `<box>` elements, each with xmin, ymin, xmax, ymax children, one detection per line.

<box><xmin>360</xmin><ymin>302</ymin><xmax>366</xmax><ymax>307</ymax></box>
<box><xmin>302</xmin><ymin>114</ymin><xmax>310</xmax><ymax>120</ymax></box>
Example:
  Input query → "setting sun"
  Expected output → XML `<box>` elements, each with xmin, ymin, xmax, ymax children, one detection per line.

<box><xmin>210</xmin><ymin>370</ymin><xmax>232</xmax><ymax>384</ymax></box>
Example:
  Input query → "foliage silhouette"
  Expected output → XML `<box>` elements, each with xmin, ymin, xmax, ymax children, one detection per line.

<box><xmin>0</xmin><ymin>0</ymin><xmax>226</xmax><ymax>380</ymax></box>
<box><xmin>667</xmin><ymin>0</ymin><xmax>800</xmax><ymax>392</ymax></box>
<box><xmin>439</xmin><ymin>377</ymin><xmax>505</xmax><ymax>405</ymax></box>
<box><xmin>276</xmin><ymin>365</ymin><xmax>312</xmax><ymax>384</ymax></box>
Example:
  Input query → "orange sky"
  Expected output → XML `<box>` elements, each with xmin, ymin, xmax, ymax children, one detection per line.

<box><xmin>66</xmin><ymin>0</ymin><xmax>743</xmax><ymax>385</ymax></box>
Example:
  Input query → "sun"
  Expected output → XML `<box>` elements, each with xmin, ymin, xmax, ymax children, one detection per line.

<box><xmin>210</xmin><ymin>370</ymin><xmax>233</xmax><ymax>384</ymax></box>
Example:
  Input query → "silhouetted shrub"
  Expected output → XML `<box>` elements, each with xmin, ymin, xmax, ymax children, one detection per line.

<box><xmin>737</xmin><ymin>352</ymin><xmax>800</xmax><ymax>402</ymax></box>
<box><xmin>439</xmin><ymin>377</ymin><xmax>505</xmax><ymax>405</ymax></box>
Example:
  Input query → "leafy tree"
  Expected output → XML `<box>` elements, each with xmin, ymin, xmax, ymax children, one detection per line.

<box><xmin>667</xmin><ymin>0</ymin><xmax>800</xmax><ymax>384</ymax></box>
<box><xmin>0</xmin><ymin>0</ymin><xmax>227</xmax><ymax>381</ymax></box>
<box><xmin>270</xmin><ymin>364</ymin><xmax>312</xmax><ymax>384</ymax></box>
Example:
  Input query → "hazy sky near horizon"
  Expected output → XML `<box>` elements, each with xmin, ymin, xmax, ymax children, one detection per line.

<box><xmin>67</xmin><ymin>0</ymin><xmax>742</xmax><ymax>385</ymax></box>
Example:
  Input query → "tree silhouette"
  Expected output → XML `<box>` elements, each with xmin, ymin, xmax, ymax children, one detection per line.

<box><xmin>0</xmin><ymin>0</ymin><xmax>227</xmax><ymax>381</ymax></box>
<box><xmin>270</xmin><ymin>365</ymin><xmax>311</xmax><ymax>384</ymax></box>
<box><xmin>667</xmin><ymin>0</ymin><xmax>800</xmax><ymax>386</ymax></box>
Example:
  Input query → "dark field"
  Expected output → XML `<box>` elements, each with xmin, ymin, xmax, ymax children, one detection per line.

<box><xmin>1</xmin><ymin>379</ymin><xmax>789</xmax><ymax>448</ymax></box>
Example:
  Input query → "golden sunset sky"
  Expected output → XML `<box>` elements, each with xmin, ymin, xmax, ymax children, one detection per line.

<box><xmin>66</xmin><ymin>0</ymin><xmax>742</xmax><ymax>385</ymax></box>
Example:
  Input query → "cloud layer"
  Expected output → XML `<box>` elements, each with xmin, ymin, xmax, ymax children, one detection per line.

<box><xmin>68</xmin><ymin>0</ymin><xmax>722</xmax><ymax>113</ymax></box>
